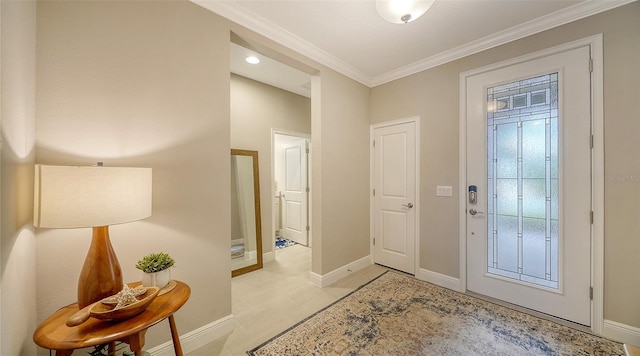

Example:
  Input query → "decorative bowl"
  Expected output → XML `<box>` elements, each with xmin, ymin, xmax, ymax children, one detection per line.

<box><xmin>90</xmin><ymin>286</ymin><xmax>160</xmax><ymax>321</ymax></box>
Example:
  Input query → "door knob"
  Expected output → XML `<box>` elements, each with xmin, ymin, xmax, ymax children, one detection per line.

<box><xmin>469</xmin><ymin>208</ymin><xmax>484</xmax><ymax>215</ymax></box>
<box><xmin>402</xmin><ymin>203</ymin><xmax>414</xmax><ymax>209</ymax></box>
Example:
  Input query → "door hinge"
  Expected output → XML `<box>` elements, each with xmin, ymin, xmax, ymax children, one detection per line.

<box><xmin>306</xmin><ymin>187</ymin><xmax>310</xmax><ymax>193</ymax></box>
<box><xmin>590</xmin><ymin>286</ymin><xmax>594</xmax><ymax>300</ymax></box>
<box><xmin>373</xmin><ymin>238</ymin><xmax>375</xmax><ymax>245</ymax></box>
<box><xmin>590</xmin><ymin>134</ymin><xmax>594</xmax><ymax>148</ymax></box>
<box><xmin>373</xmin><ymin>140</ymin><xmax>375</xmax><ymax>148</ymax></box>
<box><xmin>373</xmin><ymin>189</ymin><xmax>376</xmax><ymax>196</ymax></box>
<box><xmin>589</xmin><ymin>58</ymin><xmax>593</xmax><ymax>73</ymax></box>
<box><xmin>590</xmin><ymin>211</ymin><xmax>594</xmax><ymax>224</ymax></box>
<box><xmin>306</xmin><ymin>148</ymin><xmax>310</xmax><ymax>154</ymax></box>
<box><xmin>306</xmin><ymin>226</ymin><xmax>310</xmax><ymax>232</ymax></box>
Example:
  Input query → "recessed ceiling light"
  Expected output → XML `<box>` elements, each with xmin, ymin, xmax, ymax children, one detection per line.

<box><xmin>245</xmin><ymin>56</ymin><xmax>260</xmax><ymax>64</ymax></box>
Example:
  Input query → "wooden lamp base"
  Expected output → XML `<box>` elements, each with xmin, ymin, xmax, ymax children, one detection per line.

<box><xmin>77</xmin><ymin>226</ymin><xmax>123</xmax><ymax>309</ymax></box>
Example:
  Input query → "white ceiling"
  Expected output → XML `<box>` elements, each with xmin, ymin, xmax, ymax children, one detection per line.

<box><xmin>196</xmin><ymin>0</ymin><xmax>634</xmax><ymax>93</ymax></box>
<box><xmin>231</xmin><ymin>42</ymin><xmax>312</xmax><ymax>97</ymax></box>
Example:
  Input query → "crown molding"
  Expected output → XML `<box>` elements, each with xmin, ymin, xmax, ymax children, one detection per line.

<box><xmin>371</xmin><ymin>0</ymin><xmax>637</xmax><ymax>86</ymax></box>
<box><xmin>191</xmin><ymin>0</ymin><xmax>373</xmax><ymax>87</ymax></box>
<box><xmin>192</xmin><ymin>0</ymin><xmax>636</xmax><ymax>88</ymax></box>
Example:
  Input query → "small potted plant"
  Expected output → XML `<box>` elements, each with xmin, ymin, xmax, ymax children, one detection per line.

<box><xmin>136</xmin><ymin>252</ymin><xmax>175</xmax><ymax>288</ymax></box>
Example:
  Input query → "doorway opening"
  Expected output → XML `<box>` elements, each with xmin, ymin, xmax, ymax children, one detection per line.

<box><xmin>273</xmin><ymin>131</ymin><xmax>311</xmax><ymax>253</ymax></box>
<box><xmin>229</xmin><ymin>34</ymin><xmax>314</xmax><ymax>272</ymax></box>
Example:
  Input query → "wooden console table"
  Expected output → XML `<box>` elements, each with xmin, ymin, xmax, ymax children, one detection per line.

<box><xmin>34</xmin><ymin>280</ymin><xmax>190</xmax><ymax>356</ymax></box>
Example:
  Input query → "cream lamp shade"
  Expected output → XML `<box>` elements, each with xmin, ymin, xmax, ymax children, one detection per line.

<box><xmin>33</xmin><ymin>164</ymin><xmax>152</xmax><ymax>309</ymax></box>
<box><xmin>34</xmin><ymin>165</ymin><xmax>152</xmax><ymax>228</ymax></box>
<box><xmin>376</xmin><ymin>0</ymin><xmax>435</xmax><ymax>24</ymax></box>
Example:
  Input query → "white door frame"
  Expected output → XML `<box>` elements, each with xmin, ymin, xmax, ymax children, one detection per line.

<box><xmin>370</xmin><ymin>116</ymin><xmax>420</xmax><ymax>277</ymax></box>
<box><xmin>458</xmin><ymin>34</ymin><xmax>604</xmax><ymax>333</ymax></box>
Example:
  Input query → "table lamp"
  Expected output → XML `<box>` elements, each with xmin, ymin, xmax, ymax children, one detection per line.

<box><xmin>33</xmin><ymin>164</ymin><xmax>152</xmax><ymax>309</ymax></box>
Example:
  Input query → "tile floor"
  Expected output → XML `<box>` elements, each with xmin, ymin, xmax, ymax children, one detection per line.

<box><xmin>189</xmin><ymin>244</ymin><xmax>388</xmax><ymax>355</ymax></box>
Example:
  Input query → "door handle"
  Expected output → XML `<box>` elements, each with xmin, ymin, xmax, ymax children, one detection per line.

<box><xmin>402</xmin><ymin>203</ymin><xmax>414</xmax><ymax>209</ymax></box>
<box><xmin>469</xmin><ymin>208</ymin><xmax>484</xmax><ymax>216</ymax></box>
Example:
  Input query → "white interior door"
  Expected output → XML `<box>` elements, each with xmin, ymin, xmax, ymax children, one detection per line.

<box><xmin>372</xmin><ymin>120</ymin><xmax>417</xmax><ymax>275</ymax></box>
<box><xmin>281</xmin><ymin>138</ymin><xmax>308</xmax><ymax>245</ymax></box>
<box><xmin>465</xmin><ymin>46</ymin><xmax>592</xmax><ymax>325</ymax></box>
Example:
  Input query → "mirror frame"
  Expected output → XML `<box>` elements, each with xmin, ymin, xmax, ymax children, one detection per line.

<box><xmin>231</xmin><ymin>149</ymin><xmax>263</xmax><ymax>277</ymax></box>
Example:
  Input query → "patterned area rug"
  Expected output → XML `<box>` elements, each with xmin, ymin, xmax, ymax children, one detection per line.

<box><xmin>248</xmin><ymin>271</ymin><xmax>624</xmax><ymax>355</ymax></box>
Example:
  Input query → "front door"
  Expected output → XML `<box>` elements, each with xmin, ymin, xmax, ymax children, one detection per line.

<box><xmin>372</xmin><ymin>119</ymin><xmax>417</xmax><ymax>275</ymax></box>
<box><xmin>465</xmin><ymin>46</ymin><xmax>592</xmax><ymax>325</ymax></box>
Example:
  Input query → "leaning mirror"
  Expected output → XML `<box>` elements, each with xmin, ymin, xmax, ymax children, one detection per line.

<box><xmin>231</xmin><ymin>149</ymin><xmax>263</xmax><ymax>277</ymax></box>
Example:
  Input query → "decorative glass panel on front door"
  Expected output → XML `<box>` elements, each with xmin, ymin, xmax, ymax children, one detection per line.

<box><xmin>486</xmin><ymin>73</ymin><xmax>559</xmax><ymax>289</ymax></box>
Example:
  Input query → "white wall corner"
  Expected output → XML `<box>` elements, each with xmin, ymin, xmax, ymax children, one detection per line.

<box><xmin>309</xmin><ymin>271</ymin><xmax>323</xmax><ymax>287</ymax></box>
<box><xmin>417</xmin><ymin>268</ymin><xmax>463</xmax><ymax>293</ymax></box>
<box><xmin>603</xmin><ymin>319</ymin><xmax>640</xmax><ymax>347</ymax></box>
<box><xmin>263</xmin><ymin>251</ymin><xmax>275</xmax><ymax>264</ymax></box>
<box><xmin>309</xmin><ymin>255</ymin><xmax>372</xmax><ymax>288</ymax></box>
<box><xmin>147</xmin><ymin>314</ymin><xmax>235</xmax><ymax>356</ymax></box>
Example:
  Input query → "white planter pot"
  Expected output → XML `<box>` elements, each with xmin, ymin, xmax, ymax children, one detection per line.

<box><xmin>141</xmin><ymin>268</ymin><xmax>171</xmax><ymax>288</ymax></box>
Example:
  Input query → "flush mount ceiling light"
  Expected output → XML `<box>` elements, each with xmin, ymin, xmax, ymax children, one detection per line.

<box><xmin>245</xmin><ymin>56</ymin><xmax>260</xmax><ymax>64</ymax></box>
<box><xmin>376</xmin><ymin>0</ymin><xmax>435</xmax><ymax>24</ymax></box>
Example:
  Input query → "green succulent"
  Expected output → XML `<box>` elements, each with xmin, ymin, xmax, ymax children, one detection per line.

<box><xmin>135</xmin><ymin>252</ymin><xmax>175</xmax><ymax>273</ymax></box>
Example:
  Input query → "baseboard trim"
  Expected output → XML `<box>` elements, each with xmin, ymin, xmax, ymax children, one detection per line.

<box><xmin>309</xmin><ymin>255</ymin><xmax>372</xmax><ymax>288</ymax></box>
<box><xmin>417</xmin><ymin>268</ymin><xmax>463</xmax><ymax>292</ymax></box>
<box><xmin>309</xmin><ymin>271</ymin><xmax>322</xmax><ymax>287</ymax></box>
<box><xmin>604</xmin><ymin>319</ymin><xmax>640</xmax><ymax>347</ymax></box>
<box><xmin>263</xmin><ymin>251</ymin><xmax>275</xmax><ymax>263</ymax></box>
<box><xmin>147</xmin><ymin>314</ymin><xmax>235</xmax><ymax>356</ymax></box>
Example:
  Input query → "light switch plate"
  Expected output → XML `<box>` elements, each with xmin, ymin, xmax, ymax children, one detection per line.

<box><xmin>436</xmin><ymin>185</ymin><xmax>453</xmax><ymax>197</ymax></box>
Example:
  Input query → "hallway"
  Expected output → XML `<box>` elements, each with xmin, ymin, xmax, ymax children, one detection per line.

<box><xmin>191</xmin><ymin>245</ymin><xmax>387</xmax><ymax>355</ymax></box>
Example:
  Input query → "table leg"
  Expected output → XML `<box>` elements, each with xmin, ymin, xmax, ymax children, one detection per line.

<box><xmin>168</xmin><ymin>315</ymin><xmax>183</xmax><ymax>356</ymax></box>
<box><xmin>125</xmin><ymin>330</ymin><xmax>146</xmax><ymax>356</ymax></box>
<box><xmin>108</xmin><ymin>341</ymin><xmax>117</xmax><ymax>356</ymax></box>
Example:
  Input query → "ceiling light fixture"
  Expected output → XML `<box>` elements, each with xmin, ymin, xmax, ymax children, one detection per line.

<box><xmin>376</xmin><ymin>0</ymin><xmax>435</xmax><ymax>24</ymax></box>
<box><xmin>245</xmin><ymin>56</ymin><xmax>260</xmax><ymax>64</ymax></box>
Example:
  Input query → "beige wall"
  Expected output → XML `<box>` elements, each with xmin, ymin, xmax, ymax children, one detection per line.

<box><xmin>230</xmin><ymin>74</ymin><xmax>311</xmax><ymax>255</ymax></box>
<box><xmin>1</xmin><ymin>0</ymin><xmax>37</xmax><ymax>354</ymax></box>
<box><xmin>313</xmin><ymin>70</ymin><xmax>371</xmax><ymax>273</ymax></box>
<box><xmin>32</xmin><ymin>0</ymin><xmax>371</xmax><ymax>353</ymax></box>
<box><xmin>370</xmin><ymin>2</ymin><xmax>640</xmax><ymax>327</ymax></box>
<box><xmin>35</xmin><ymin>1</ymin><xmax>232</xmax><ymax>351</ymax></box>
